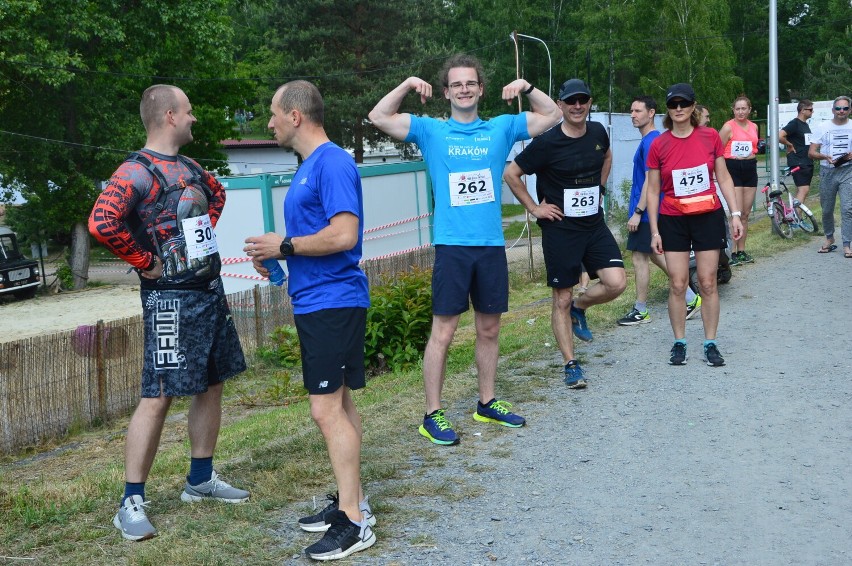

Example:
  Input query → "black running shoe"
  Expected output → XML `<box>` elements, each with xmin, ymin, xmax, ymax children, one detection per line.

<box><xmin>704</xmin><ymin>343</ymin><xmax>725</xmax><ymax>367</ymax></box>
<box><xmin>298</xmin><ymin>493</ymin><xmax>376</xmax><ymax>533</ymax></box>
<box><xmin>669</xmin><ymin>342</ymin><xmax>687</xmax><ymax>365</ymax></box>
<box><xmin>305</xmin><ymin>510</ymin><xmax>376</xmax><ymax>561</ymax></box>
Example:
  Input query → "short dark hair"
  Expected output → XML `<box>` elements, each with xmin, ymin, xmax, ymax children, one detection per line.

<box><xmin>632</xmin><ymin>96</ymin><xmax>657</xmax><ymax>112</ymax></box>
<box><xmin>276</xmin><ymin>80</ymin><xmax>324</xmax><ymax>125</ymax></box>
<box><xmin>140</xmin><ymin>84</ymin><xmax>180</xmax><ymax>131</ymax></box>
<box><xmin>797</xmin><ymin>99</ymin><xmax>813</xmax><ymax>112</ymax></box>
<box><xmin>439</xmin><ymin>54</ymin><xmax>485</xmax><ymax>89</ymax></box>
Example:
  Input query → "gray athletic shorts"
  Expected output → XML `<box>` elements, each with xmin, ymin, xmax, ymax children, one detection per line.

<box><xmin>141</xmin><ymin>280</ymin><xmax>246</xmax><ymax>398</ymax></box>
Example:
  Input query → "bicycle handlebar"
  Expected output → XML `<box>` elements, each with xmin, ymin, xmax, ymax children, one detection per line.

<box><xmin>762</xmin><ymin>166</ymin><xmax>801</xmax><ymax>193</ymax></box>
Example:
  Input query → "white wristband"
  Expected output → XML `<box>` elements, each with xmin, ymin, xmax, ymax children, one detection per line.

<box><xmin>731</xmin><ymin>211</ymin><xmax>742</xmax><ymax>217</ymax></box>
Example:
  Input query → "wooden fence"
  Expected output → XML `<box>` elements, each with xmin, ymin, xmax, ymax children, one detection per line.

<box><xmin>0</xmin><ymin>247</ymin><xmax>434</xmax><ymax>454</ymax></box>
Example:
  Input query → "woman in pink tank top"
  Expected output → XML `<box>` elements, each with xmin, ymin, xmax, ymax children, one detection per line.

<box><xmin>719</xmin><ymin>95</ymin><xmax>759</xmax><ymax>265</ymax></box>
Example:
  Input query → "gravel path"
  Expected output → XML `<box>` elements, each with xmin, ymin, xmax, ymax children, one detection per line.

<box><xmin>348</xmin><ymin>240</ymin><xmax>850</xmax><ymax>565</ymax></box>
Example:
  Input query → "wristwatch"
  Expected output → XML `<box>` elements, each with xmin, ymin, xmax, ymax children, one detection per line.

<box><xmin>634</xmin><ymin>207</ymin><xmax>645</xmax><ymax>216</ymax></box>
<box><xmin>731</xmin><ymin>211</ymin><xmax>742</xmax><ymax>217</ymax></box>
<box><xmin>279</xmin><ymin>236</ymin><xmax>295</xmax><ymax>257</ymax></box>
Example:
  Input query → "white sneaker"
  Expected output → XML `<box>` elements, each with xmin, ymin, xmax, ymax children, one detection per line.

<box><xmin>113</xmin><ymin>495</ymin><xmax>157</xmax><ymax>541</ymax></box>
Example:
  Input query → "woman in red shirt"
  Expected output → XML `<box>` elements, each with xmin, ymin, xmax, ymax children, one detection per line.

<box><xmin>646</xmin><ymin>83</ymin><xmax>743</xmax><ymax>368</ymax></box>
<box><xmin>719</xmin><ymin>95</ymin><xmax>759</xmax><ymax>264</ymax></box>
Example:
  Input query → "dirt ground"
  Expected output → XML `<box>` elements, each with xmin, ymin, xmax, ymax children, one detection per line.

<box><xmin>3</xmin><ymin>264</ymin><xmax>141</xmax><ymax>342</ymax></box>
<box><xmin>361</xmin><ymin>239</ymin><xmax>852</xmax><ymax>566</ymax></box>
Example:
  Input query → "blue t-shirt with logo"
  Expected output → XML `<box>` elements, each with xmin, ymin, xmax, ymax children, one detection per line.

<box><xmin>284</xmin><ymin>142</ymin><xmax>369</xmax><ymax>314</ymax></box>
<box><xmin>630</xmin><ymin>129</ymin><xmax>661</xmax><ymax>222</ymax></box>
<box><xmin>407</xmin><ymin>114</ymin><xmax>529</xmax><ymax>246</ymax></box>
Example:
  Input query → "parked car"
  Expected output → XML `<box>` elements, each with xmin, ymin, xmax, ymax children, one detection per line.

<box><xmin>0</xmin><ymin>227</ymin><xmax>40</xmax><ymax>300</ymax></box>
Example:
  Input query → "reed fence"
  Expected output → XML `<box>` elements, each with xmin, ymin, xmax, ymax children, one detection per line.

<box><xmin>0</xmin><ymin>247</ymin><xmax>434</xmax><ymax>454</ymax></box>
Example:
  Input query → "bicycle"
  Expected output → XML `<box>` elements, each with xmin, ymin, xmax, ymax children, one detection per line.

<box><xmin>761</xmin><ymin>166</ymin><xmax>819</xmax><ymax>238</ymax></box>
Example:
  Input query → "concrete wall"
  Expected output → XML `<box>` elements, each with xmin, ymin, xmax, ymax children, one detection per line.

<box><xmin>215</xmin><ymin>161</ymin><xmax>432</xmax><ymax>294</ymax></box>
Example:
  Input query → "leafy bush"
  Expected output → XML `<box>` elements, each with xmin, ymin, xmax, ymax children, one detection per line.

<box><xmin>55</xmin><ymin>260</ymin><xmax>74</xmax><ymax>290</ymax></box>
<box><xmin>256</xmin><ymin>268</ymin><xmax>433</xmax><ymax>376</ymax></box>
<box><xmin>365</xmin><ymin>268</ymin><xmax>432</xmax><ymax>374</ymax></box>
<box><xmin>256</xmin><ymin>325</ymin><xmax>301</xmax><ymax>367</ymax></box>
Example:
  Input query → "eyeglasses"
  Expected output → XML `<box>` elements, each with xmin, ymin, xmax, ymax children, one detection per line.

<box><xmin>448</xmin><ymin>81</ymin><xmax>481</xmax><ymax>90</ymax></box>
<box><xmin>562</xmin><ymin>95</ymin><xmax>590</xmax><ymax>105</ymax></box>
<box><xmin>666</xmin><ymin>99</ymin><xmax>694</xmax><ymax>109</ymax></box>
<box><xmin>834</xmin><ymin>106</ymin><xmax>850</xmax><ymax>112</ymax></box>
<box><xmin>804</xmin><ymin>108</ymin><xmax>814</xmax><ymax>112</ymax></box>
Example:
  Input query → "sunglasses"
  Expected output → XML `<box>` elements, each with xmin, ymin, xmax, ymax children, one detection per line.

<box><xmin>666</xmin><ymin>99</ymin><xmax>694</xmax><ymax>109</ymax></box>
<box><xmin>835</xmin><ymin>106</ymin><xmax>850</xmax><ymax>112</ymax></box>
<box><xmin>562</xmin><ymin>95</ymin><xmax>590</xmax><ymax>105</ymax></box>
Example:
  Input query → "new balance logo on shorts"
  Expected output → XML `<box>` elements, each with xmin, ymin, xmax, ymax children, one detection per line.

<box><xmin>319</xmin><ymin>381</ymin><xmax>328</xmax><ymax>388</ymax></box>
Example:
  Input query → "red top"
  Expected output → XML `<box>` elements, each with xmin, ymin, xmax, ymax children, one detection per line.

<box><xmin>647</xmin><ymin>126</ymin><xmax>724</xmax><ymax>216</ymax></box>
<box><xmin>89</xmin><ymin>151</ymin><xmax>225</xmax><ymax>272</ymax></box>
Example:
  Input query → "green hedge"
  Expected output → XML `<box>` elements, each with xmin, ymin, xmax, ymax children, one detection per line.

<box><xmin>257</xmin><ymin>268</ymin><xmax>433</xmax><ymax>375</ymax></box>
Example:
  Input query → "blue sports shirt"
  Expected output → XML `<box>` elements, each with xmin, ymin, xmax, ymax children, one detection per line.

<box><xmin>630</xmin><ymin>129</ymin><xmax>661</xmax><ymax>222</ymax></box>
<box><xmin>283</xmin><ymin>142</ymin><xmax>370</xmax><ymax>314</ymax></box>
<box><xmin>406</xmin><ymin>114</ymin><xmax>529</xmax><ymax>246</ymax></box>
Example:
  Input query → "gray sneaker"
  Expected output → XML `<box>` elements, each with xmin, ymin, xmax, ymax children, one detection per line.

<box><xmin>113</xmin><ymin>495</ymin><xmax>157</xmax><ymax>541</ymax></box>
<box><xmin>180</xmin><ymin>470</ymin><xmax>249</xmax><ymax>504</ymax></box>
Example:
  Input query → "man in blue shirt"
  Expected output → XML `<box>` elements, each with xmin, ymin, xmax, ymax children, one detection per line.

<box><xmin>245</xmin><ymin>81</ymin><xmax>375</xmax><ymax>561</ymax></box>
<box><xmin>369</xmin><ymin>54</ymin><xmax>560</xmax><ymax>446</ymax></box>
<box><xmin>618</xmin><ymin>96</ymin><xmax>701</xmax><ymax>327</ymax></box>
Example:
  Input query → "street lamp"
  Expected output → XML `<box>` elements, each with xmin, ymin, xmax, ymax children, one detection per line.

<box><xmin>509</xmin><ymin>32</ymin><xmax>552</xmax><ymax>98</ymax></box>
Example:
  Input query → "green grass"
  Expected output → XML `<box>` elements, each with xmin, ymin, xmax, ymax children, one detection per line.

<box><xmin>0</xmin><ymin>191</ymin><xmax>828</xmax><ymax>564</ymax></box>
<box><xmin>502</xmin><ymin>203</ymin><xmax>526</xmax><ymax>217</ymax></box>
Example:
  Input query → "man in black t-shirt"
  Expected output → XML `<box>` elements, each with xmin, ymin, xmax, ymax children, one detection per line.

<box><xmin>779</xmin><ymin>99</ymin><xmax>815</xmax><ymax>202</ymax></box>
<box><xmin>504</xmin><ymin>79</ymin><xmax>626</xmax><ymax>390</ymax></box>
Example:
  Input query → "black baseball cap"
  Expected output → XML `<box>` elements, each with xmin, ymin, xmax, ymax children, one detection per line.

<box><xmin>558</xmin><ymin>79</ymin><xmax>591</xmax><ymax>100</ymax></box>
<box><xmin>665</xmin><ymin>83</ymin><xmax>696</xmax><ymax>104</ymax></box>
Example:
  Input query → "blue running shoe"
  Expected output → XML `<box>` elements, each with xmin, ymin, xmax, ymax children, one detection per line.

<box><xmin>570</xmin><ymin>302</ymin><xmax>593</xmax><ymax>342</ymax></box>
<box><xmin>473</xmin><ymin>399</ymin><xmax>526</xmax><ymax>427</ymax></box>
<box><xmin>419</xmin><ymin>409</ymin><xmax>459</xmax><ymax>445</ymax></box>
<box><xmin>563</xmin><ymin>361</ymin><xmax>587</xmax><ymax>389</ymax></box>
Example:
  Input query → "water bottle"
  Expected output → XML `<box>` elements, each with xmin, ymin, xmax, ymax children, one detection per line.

<box><xmin>262</xmin><ymin>259</ymin><xmax>287</xmax><ymax>286</ymax></box>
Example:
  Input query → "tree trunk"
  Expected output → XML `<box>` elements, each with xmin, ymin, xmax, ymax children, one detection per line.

<box><xmin>70</xmin><ymin>221</ymin><xmax>90</xmax><ymax>290</ymax></box>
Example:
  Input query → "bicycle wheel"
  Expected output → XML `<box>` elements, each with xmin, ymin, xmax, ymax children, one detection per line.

<box><xmin>772</xmin><ymin>201</ymin><xmax>793</xmax><ymax>238</ymax></box>
<box><xmin>794</xmin><ymin>205</ymin><xmax>819</xmax><ymax>233</ymax></box>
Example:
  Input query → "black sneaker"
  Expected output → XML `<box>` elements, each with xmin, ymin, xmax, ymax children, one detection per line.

<box><xmin>617</xmin><ymin>308</ymin><xmax>650</xmax><ymax>326</ymax></box>
<box><xmin>305</xmin><ymin>510</ymin><xmax>376</xmax><ymax>561</ymax></box>
<box><xmin>669</xmin><ymin>342</ymin><xmax>687</xmax><ymax>365</ymax></box>
<box><xmin>299</xmin><ymin>493</ymin><xmax>339</xmax><ymax>532</ymax></box>
<box><xmin>704</xmin><ymin>343</ymin><xmax>725</xmax><ymax>367</ymax></box>
<box><xmin>298</xmin><ymin>493</ymin><xmax>376</xmax><ymax>533</ymax></box>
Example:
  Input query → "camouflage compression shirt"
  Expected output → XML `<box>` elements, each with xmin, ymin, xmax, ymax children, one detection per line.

<box><xmin>88</xmin><ymin>149</ymin><xmax>226</xmax><ymax>290</ymax></box>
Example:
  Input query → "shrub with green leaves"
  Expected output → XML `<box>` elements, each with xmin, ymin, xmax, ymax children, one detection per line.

<box><xmin>365</xmin><ymin>268</ymin><xmax>432</xmax><ymax>373</ymax></box>
<box><xmin>257</xmin><ymin>268</ymin><xmax>433</xmax><ymax>376</ymax></box>
<box><xmin>256</xmin><ymin>325</ymin><xmax>301</xmax><ymax>367</ymax></box>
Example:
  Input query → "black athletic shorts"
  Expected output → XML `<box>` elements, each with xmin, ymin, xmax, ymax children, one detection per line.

<box><xmin>141</xmin><ymin>281</ymin><xmax>246</xmax><ymax>398</ymax></box>
<box><xmin>294</xmin><ymin>307</ymin><xmax>367</xmax><ymax>395</ymax></box>
<box><xmin>791</xmin><ymin>163</ymin><xmax>814</xmax><ymax>187</ymax></box>
<box><xmin>432</xmin><ymin>245</ymin><xmax>508</xmax><ymax>315</ymax></box>
<box><xmin>541</xmin><ymin>222</ymin><xmax>624</xmax><ymax>288</ymax></box>
<box><xmin>658</xmin><ymin>208</ymin><xmax>728</xmax><ymax>253</ymax></box>
<box><xmin>725</xmin><ymin>158</ymin><xmax>758</xmax><ymax>187</ymax></box>
<box><xmin>626</xmin><ymin>221</ymin><xmax>653</xmax><ymax>254</ymax></box>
